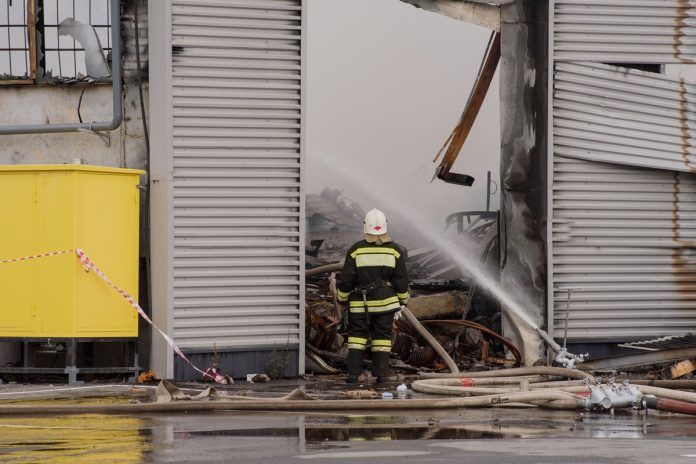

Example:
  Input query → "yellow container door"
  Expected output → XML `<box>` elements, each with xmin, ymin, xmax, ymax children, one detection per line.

<box><xmin>35</xmin><ymin>171</ymin><xmax>76</xmax><ymax>336</ymax></box>
<box><xmin>76</xmin><ymin>172</ymin><xmax>139</xmax><ymax>336</ymax></box>
<box><xmin>0</xmin><ymin>174</ymin><xmax>36</xmax><ymax>333</ymax></box>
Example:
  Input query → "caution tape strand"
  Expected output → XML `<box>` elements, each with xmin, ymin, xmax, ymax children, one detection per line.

<box><xmin>1</xmin><ymin>248</ymin><xmax>224</xmax><ymax>384</ymax></box>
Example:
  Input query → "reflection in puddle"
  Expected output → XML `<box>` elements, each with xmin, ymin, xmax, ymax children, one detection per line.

<box><xmin>2</xmin><ymin>409</ymin><xmax>696</xmax><ymax>462</ymax></box>
<box><xmin>172</xmin><ymin>412</ymin><xmax>696</xmax><ymax>443</ymax></box>
<box><xmin>180</xmin><ymin>426</ymin><xmax>511</xmax><ymax>442</ymax></box>
<box><xmin>0</xmin><ymin>415</ymin><xmax>149</xmax><ymax>464</ymax></box>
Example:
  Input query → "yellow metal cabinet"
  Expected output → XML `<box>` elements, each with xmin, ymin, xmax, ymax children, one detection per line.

<box><xmin>0</xmin><ymin>165</ymin><xmax>144</xmax><ymax>338</ymax></box>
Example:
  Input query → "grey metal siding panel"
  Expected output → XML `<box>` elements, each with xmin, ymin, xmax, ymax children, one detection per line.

<box><xmin>549</xmin><ymin>1</ymin><xmax>696</xmax><ymax>343</ymax></box>
<box><xmin>175</xmin><ymin>348</ymin><xmax>299</xmax><ymax>380</ymax></box>
<box><xmin>553</xmin><ymin>0</ymin><xmax>696</xmax><ymax>63</ymax></box>
<box><xmin>554</xmin><ymin>62</ymin><xmax>696</xmax><ymax>173</ymax></box>
<box><xmin>170</xmin><ymin>0</ymin><xmax>302</xmax><ymax>350</ymax></box>
<box><xmin>551</xmin><ymin>156</ymin><xmax>696</xmax><ymax>340</ymax></box>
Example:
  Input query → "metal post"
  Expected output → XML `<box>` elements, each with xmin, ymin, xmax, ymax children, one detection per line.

<box><xmin>559</xmin><ymin>287</ymin><xmax>581</xmax><ymax>350</ymax></box>
<box><xmin>486</xmin><ymin>170</ymin><xmax>491</xmax><ymax>212</ymax></box>
<box><xmin>64</xmin><ymin>340</ymin><xmax>79</xmax><ymax>385</ymax></box>
<box><xmin>563</xmin><ymin>288</ymin><xmax>572</xmax><ymax>350</ymax></box>
<box><xmin>130</xmin><ymin>340</ymin><xmax>140</xmax><ymax>383</ymax></box>
<box><xmin>22</xmin><ymin>342</ymin><xmax>29</xmax><ymax>368</ymax></box>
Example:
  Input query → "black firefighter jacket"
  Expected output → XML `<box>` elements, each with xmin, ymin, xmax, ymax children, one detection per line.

<box><xmin>337</xmin><ymin>240</ymin><xmax>409</xmax><ymax>313</ymax></box>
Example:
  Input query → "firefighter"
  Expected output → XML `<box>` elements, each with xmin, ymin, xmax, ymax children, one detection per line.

<box><xmin>337</xmin><ymin>208</ymin><xmax>409</xmax><ymax>385</ymax></box>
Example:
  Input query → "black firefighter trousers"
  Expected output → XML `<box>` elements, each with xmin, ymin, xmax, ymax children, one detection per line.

<box><xmin>346</xmin><ymin>310</ymin><xmax>394</xmax><ymax>378</ymax></box>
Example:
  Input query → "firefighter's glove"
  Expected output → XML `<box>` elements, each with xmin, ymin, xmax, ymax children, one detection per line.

<box><xmin>393</xmin><ymin>307</ymin><xmax>404</xmax><ymax>322</ymax></box>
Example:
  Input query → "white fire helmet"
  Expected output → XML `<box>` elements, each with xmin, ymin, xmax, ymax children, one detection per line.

<box><xmin>364</xmin><ymin>208</ymin><xmax>388</xmax><ymax>235</ymax></box>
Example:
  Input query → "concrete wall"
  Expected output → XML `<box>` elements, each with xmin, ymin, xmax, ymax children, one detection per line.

<box><xmin>499</xmin><ymin>0</ymin><xmax>548</xmax><ymax>364</ymax></box>
<box><xmin>0</xmin><ymin>0</ymin><xmax>148</xmax><ymax>172</ymax></box>
<box><xmin>0</xmin><ymin>0</ymin><xmax>150</xmax><ymax>369</ymax></box>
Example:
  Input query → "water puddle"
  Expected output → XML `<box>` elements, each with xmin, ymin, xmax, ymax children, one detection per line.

<box><xmin>0</xmin><ymin>415</ymin><xmax>151</xmax><ymax>464</ymax></box>
<box><xmin>2</xmin><ymin>409</ymin><xmax>696</xmax><ymax>462</ymax></box>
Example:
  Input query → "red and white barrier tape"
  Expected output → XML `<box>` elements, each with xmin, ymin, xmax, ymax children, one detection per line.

<box><xmin>0</xmin><ymin>249</ymin><xmax>74</xmax><ymax>264</ymax></box>
<box><xmin>1</xmin><ymin>248</ymin><xmax>226</xmax><ymax>384</ymax></box>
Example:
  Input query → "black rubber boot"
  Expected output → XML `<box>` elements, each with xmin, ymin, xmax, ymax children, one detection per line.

<box><xmin>371</xmin><ymin>351</ymin><xmax>390</xmax><ymax>384</ymax></box>
<box><xmin>346</xmin><ymin>349</ymin><xmax>364</xmax><ymax>380</ymax></box>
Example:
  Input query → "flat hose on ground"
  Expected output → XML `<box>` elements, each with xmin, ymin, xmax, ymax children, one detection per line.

<box><xmin>0</xmin><ymin>390</ymin><xmax>585</xmax><ymax>416</ymax></box>
<box><xmin>411</xmin><ymin>368</ymin><xmax>696</xmax><ymax>416</ymax></box>
<box><xmin>402</xmin><ymin>306</ymin><xmax>459</xmax><ymax>374</ymax></box>
<box><xmin>633</xmin><ymin>385</ymin><xmax>696</xmax><ymax>404</ymax></box>
<box><xmin>419</xmin><ymin>366</ymin><xmax>593</xmax><ymax>380</ymax></box>
<box><xmin>420</xmin><ymin>369</ymin><xmax>696</xmax><ymax>395</ymax></box>
<box><xmin>415</xmin><ymin>382</ymin><xmax>696</xmax><ymax>405</ymax></box>
<box><xmin>413</xmin><ymin>367</ymin><xmax>593</xmax><ymax>397</ymax></box>
<box><xmin>625</xmin><ymin>379</ymin><xmax>696</xmax><ymax>389</ymax></box>
<box><xmin>643</xmin><ymin>397</ymin><xmax>696</xmax><ymax>416</ymax></box>
<box><xmin>412</xmin><ymin>379</ymin><xmax>588</xmax><ymax>396</ymax></box>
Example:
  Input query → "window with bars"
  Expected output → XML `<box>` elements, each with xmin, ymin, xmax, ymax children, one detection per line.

<box><xmin>1</xmin><ymin>0</ymin><xmax>112</xmax><ymax>84</ymax></box>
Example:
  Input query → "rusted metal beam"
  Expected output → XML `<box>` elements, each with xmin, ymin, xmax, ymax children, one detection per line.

<box><xmin>398</xmin><ymin>0</ymin><xmax>501</xmax><ymax>30</ymax></box>
<box><xmin>433</xmin><ymin>31</ymin><xmax>500</xmax><ymax>186</ymax></box>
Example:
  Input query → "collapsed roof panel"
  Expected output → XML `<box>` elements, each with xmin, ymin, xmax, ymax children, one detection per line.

<box><xmin>398</xmin><ymin>0</ymin><xmax>501</xmax><ymax>30</ymax></box>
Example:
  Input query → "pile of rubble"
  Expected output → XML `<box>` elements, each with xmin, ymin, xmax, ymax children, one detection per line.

<box><xmin>303</xmin><ymin>187</ymin><xmax>517</xmax><ymax>376</ymax></box>
<box><xmin>304</xmin><ymin>268</ymin><xmax>520</xmax><ymax>375</ymax></box>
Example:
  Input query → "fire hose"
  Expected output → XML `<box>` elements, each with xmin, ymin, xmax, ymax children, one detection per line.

<box><xmin>0</xmin><ymin>389</ymin><xmax>584</xmax><ymax>416</ymax></box>
<box><xmin>2</xmin><ymin>367</ymin><xmax>696</xmax><ymax>416</ymax></box>
<box><xmin>411</xmin><ymin>366</ymin><xmax>696</xmax><ymax>416</ymax></box>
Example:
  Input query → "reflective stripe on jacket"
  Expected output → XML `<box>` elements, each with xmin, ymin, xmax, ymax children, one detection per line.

<box><xmin>337</xmin><ymin>239</ymin><xmax>409</xmax><ymax>314</ymax></box>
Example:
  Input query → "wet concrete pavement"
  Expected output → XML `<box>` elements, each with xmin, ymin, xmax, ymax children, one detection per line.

<box><xmin>2</xmin><ymin>407</ymin><xmax>696</xmax><ymax>463</ymax></box>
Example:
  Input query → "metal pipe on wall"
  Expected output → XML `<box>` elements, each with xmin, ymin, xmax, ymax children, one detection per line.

<box><xmin>0</xmin><ymin>0</ymin><xmax>122</xmax><ymax>135</ymax></box>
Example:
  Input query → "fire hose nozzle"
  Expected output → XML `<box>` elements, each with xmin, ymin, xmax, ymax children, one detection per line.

<box><xmin>534</xmin><ymin>327</ymin><xmax>588</xmax><ymax>369</ymax></box>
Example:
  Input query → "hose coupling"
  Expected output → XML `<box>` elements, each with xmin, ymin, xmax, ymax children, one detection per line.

<box><xmin>639</xmin><ymin>395</ymin><xmax>658</xmax><ymax>411</ymax></box>
<box><xmin>553</xmin><ymin>347</ymin><xmax>589</xmax><ymax>369</ymax></box>
<box><xmin>583</xmin><ymin>379</ymin><xmax>643</xmax><ymax>411</ymax></box>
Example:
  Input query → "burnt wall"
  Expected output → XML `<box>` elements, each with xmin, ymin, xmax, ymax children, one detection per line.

<box><xmin>499</xmin><ymin>0</ymin><xmax>548</xmax><ymax>364</ymax></box>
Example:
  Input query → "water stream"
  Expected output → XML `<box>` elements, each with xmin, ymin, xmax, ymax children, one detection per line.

<box><xmin>313</xmin><ymin>158</ymin><xmax>541</xmax><ymax>331</ymax></box>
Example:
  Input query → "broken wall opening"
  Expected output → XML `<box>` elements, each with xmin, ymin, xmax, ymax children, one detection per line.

<box><xmin>304</xmin><ymin>0</ymin><xmax>508</xmax><ymax>374</ymax></box>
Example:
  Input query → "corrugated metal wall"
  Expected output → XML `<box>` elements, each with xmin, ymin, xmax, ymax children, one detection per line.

<box><xmin>555</xmin><ymin>62</ymin><xmax>696</xmax><ymax>173</ymax></box>
<box><xmin>550</xmin><ymin>1</ymin><xmax>696</xmax><ymax>341</ymax></box>
<box><xmin>552</xmin><ymin>156</ymin><xmax>696</xmax><ymax>340</ymax></box>
<box><xmin>169</xmin><ymin>0</ymin><xmax>303</xmax><ymax>356</ymax></box>
<box><xmin>554</xmin><ymin>0</ymin><xmax>696</xmax><ymax>63</ymax></box>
